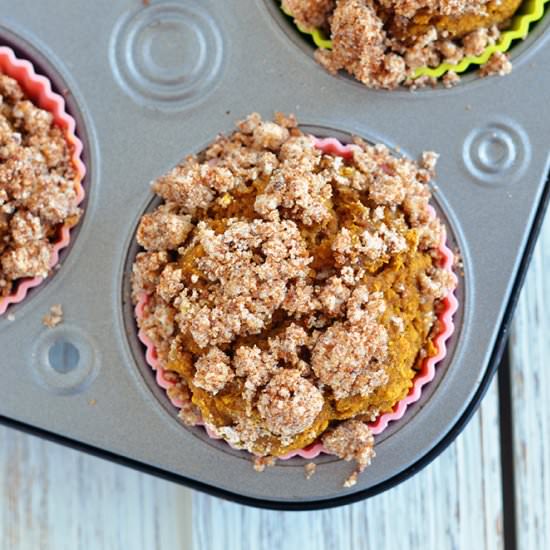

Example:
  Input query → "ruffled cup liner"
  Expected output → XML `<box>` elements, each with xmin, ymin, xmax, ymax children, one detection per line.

<box><xmin>135</xmin><ymin>136</ymin><xmax>458</xmax><ymax>461</ymax></box>
<box><xmin>280</xmin><ymin>0</ymin><xmax>549</xmax><ymax>79</ymax></box>
<box><xmin>0</xmin><ymin>46</ymin><xmax>86</xmax><ymax>315</ymax></box>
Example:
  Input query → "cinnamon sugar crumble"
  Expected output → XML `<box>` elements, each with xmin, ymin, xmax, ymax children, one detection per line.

<box><xmin>479</xmin><ymin>51</ymin><xmax>512</xmax><ymax>77</ymax></box>
<box><xmin>193</xmin><ymin>347</ymin><xmax>234</xmax><ymax>395</ymax></box>
<box><xmin>283</xmin><ymin>0</ymin><xmax>336</xmax><ymax>30</ymax></box>
<box><xmin>0</xmin><ymin>74</ymin><xmax>81</xmax><ymax>298</ymax></box>
<box><xmin>258</xmin><ymin>369</ymin><xmax>324</xmax><ymax>439</ymax></box>
<box><xmin>253</xmin><ymin>455</ymin><xmax>277</xmax><ymax>472</ymax></box>
<box><xmin>312</xmin><ymin>289</ymin><xmax>389</xmax><ymax>399</ymax></box>
<box><xmin>323</xmin><ymin>420</ymin><xmax>375</xmax><ymax>487</ymax></box>
<box><xmin>442</xmin><ymin>71</ymin><xmax>461</xmax><ymax>88</ymax></box>
<box><xmin>42</xmin><ymin>304</ymin><xmax>63</xmax><ymax>328</ymax></box>
<box><xmin>284</xmin><ymin>0</ymin><xmax>517</xmax><ymax>88</ymax></box>
<box><xmin>132</xmin><ymin>113</ymin><xmax>456</xmax><ymax>483</ymax></box>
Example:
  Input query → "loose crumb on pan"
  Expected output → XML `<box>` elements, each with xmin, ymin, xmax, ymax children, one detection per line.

<box><xmin>253</xmin><ymin>456</ymin><xmax>277</xmax><ymax>472</ymax></box>
<box><xmin>285</xmin><ymin>0</ymin><xmax>515</xmax><ymax>88</ymax></box>
<box><xmin>0</xmin><ymin>74</ymin><xmax>81</xmax><ymax>299</ymax></box>
<box><xmin>42</xmin><ymin>304</ymin><xmax>63</xmax><ymax>328</ymax></box>
<box><xmin>132</xmin><ymin>113</ymin><xmax>456</xmax><ymax>484</ymax></box>
<box><xmin>304</xmin><ymin>462</ymin><xmax>317</xmax><ymax>479</ymax></box>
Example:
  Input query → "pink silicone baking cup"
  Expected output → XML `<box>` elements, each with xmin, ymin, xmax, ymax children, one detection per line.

<box><xmin>0</xmin><ymin>46</ymin><xmax>86</xmax><ymax>315</ymax></box>
<box><xmin>135</xmin><ymin>136</ymin><xmax>458</xmax><ymax>460</ymax></box>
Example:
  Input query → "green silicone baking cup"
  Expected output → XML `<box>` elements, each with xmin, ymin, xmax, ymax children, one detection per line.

<box><xmin>281</xmin><ymin>0</ymin><xmax>549</xmax><ymax>78</ymax></box>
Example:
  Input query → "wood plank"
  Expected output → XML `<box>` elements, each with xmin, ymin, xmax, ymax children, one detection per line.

<box><xmin>193</xmin><ymin>378</ymin><xmax>504</xmax><ymax>550</ymax></box>
<box><xmin>0</xmin><ymin>427</ymin><xmax>192</xmax><ymax>550</ymax></box>
<box><xmin>509</xmin><ymin>210</ymin><xmax>550</xmax><ymax>550</ymax></box>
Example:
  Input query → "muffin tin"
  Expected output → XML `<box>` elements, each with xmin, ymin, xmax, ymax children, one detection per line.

<box><xmin>0</xmin><ymin>0</ymin><xmax>549</xmax><ymax>510</ymax></box>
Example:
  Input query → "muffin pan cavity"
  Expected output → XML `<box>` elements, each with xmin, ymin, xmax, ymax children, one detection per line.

<box><xmin>121</xmin><ymin>124</ymin><xmax>466</xmax><ymax>456</ymax></box>
<box><xmin>1</xmin><ymin>0</ymin><xmax>550</xmax><ymax>509</ymax></box>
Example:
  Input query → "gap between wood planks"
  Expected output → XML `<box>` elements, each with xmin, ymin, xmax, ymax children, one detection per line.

<box><xmin>498</xmin><ymin>348</ymin><xmax>518</xmax><ymax>550</ymax></box>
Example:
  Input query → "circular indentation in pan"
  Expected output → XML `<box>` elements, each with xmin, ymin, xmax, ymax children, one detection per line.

<box><xmin>463</xmin><ymin>119</ymin><xmax>531</xmax><ymax>185</ymax></box>
<box><xmin>263</xmin><ymin>0</ymin><xmax>550</xmax><ymax>89</ymax></box>
<box><xmin>32</xmin><ymin>326</ymin><xmax>99</xmax><ymax>395</ymax></box>
<box><xmin>0</xmin><ymin>30</ymin><xmax>90</xmax><ymax>316</ymax></box>
<box><xmin>120</xmin><ymin>123</ymin><xmax>466</xmax><ymax>472</ymax></box>
<box><xmin>110</xmin><ymin>1</ymin><xmax>225</xmax><ymax>110</ymax></box>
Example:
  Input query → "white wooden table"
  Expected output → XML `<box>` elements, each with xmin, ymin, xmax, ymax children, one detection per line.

<box><xmin>1</xmin><ymin>213</ymin><xmax>549</xmax><ymax>550</ymax></box>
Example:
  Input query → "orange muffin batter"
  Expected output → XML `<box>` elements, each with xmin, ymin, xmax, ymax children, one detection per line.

<box><xmin>132</xmin><ymin>114</ymin><xmax>455</xmax><ymax>478</ymax></box>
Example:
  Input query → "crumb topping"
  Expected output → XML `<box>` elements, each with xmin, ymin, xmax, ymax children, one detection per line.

<box><xmin>257</xmin><ymin>369</ymin><xmax>324</xmax><ymax>438</ymax></box>
<box><xmin>286</xmin><ymin>0</ymin><xmax>518</xmax><ymax>88</ymax></box>
<box><xmin>322</xmin><ymin>419</ymin><xmax>376</xmax><ymax>486</ymax></box>
<box><xmin>312</xmin><ymin>289</ymin><xmax>389</xmax><ymax>399</ymax></box>
<box><xmin>193</xmin><ymin>347</ymin><xmax>234</xmax><ymax>395</ymax></box>
<box><xmin>283</xmin><ymin>0</ymin><xmax>336</xmax><ymax>29</ymax></box>
<box><xmin>234</xmin><ymin>345</ymin><xmax>279</xmax><ymax>402</ymax></box>
<box><xmin>133</xmin><ymin>114</ymin><xmax>456</xmax><ymax>478</ymax></box>
<box><xmin>479</xmin><ymin>51</ymin><xmax>512</xmax><ymax>77</ymax></box>
<box><xmin>0</xmin><ymin>75</ymin><xmax>81</xmax><ymax>296</ymax></box>
<box><xmin>137</xmin><ymin>205</ymin><xmax>193</xmax><ymax>251</ymax></box>
<box><xmin>179</xmin><ymin>218</ymin><xmax>312</xmax><ymax>349</ymax></box>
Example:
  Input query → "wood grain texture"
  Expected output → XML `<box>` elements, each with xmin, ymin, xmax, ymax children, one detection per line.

<box><xmin>0</xmin><ymin>427</ymin><xmax>192</xmax><ymax>550</ymax></box>
<box><xmin>193</xmin><ymin>378</ymin><xmax>503</xmax><ymax>550</ymax></box>
<box><xmin>509</xmin><ymin>212</ymin><xmax>550</xmax><ymax>550</ymax></box>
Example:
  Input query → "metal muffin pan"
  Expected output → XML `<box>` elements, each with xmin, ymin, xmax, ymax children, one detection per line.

<box><xmin>1</xmin><ymin>0</ymin><xmax>549</xmax><ymax>510</ymax></box>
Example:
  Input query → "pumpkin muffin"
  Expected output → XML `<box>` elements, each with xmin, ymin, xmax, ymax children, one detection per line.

<box><xmin>132</xmin><ymin>113</ymin><xmax>456</xmax><ymax>484</ymax></box>
<box><xmin>0</xmin><ymin>74</ymin><xmax>81</xmax><ymax>299</ymax></box>
<box><xmin>283</xmin><ymin>0</ymin><xmax>519</xmax><ymax>87</ymax></box>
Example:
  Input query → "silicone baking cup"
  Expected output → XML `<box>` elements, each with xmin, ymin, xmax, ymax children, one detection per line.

<box><xmin>135</xmin><ymin>136</ymin><xmax>458</xmax><ymax>461</ymax></box>
<box><xmin>0</xmin><ymin>46</ymin><xmax>86</xmax><ymax>315</ymax></box>
<box><xmin>281</xmin><ymin>0</ymin><xmax>549</xmax><ymax>79</ymax></box>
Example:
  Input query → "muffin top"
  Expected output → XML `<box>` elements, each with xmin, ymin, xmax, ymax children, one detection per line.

<box><xmin>283</xmin><ymin>0</ymin><xmax>516</xmax><ymax>88</ymax></box>
<box><xmin>0</xmin><ymin>74</ymin><xmax>80</xmax><ymax>297</ymax></box>
<box><xmin>132</xmin><ymin>113</ymin><xmax>456</xmax><ymax>480</ymax></box>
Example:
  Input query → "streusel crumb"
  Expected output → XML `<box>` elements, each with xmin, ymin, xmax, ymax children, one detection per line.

<box><xmin>323</xmin><ymin>420</ymin><xmax>375</xmax><ymax>486</ymax></box>
<box><xmin>0</xmin><ymin>74</ymin><xmax>80</xmax><ymax>298</ymax></box>
<box><xmin>253</xmin><ymin>456</ymin><xmax>277</xmax><ymax>472</ymax></box>
<box><xmin>132</xmin><ymin>114</ymin><xmax>456</xmax><ymax>482</ymax></box>
<box><xmin>282</xmin><ymin>0</ymin><xmax>335</xmax><ymax>30</ymax></box>
<box><xmin>304</xmin><ymin>462</ymin><xmax>317</xmax><ymax>479</ymax></box>
<box><xmin>479</xmin><ymin>51</ymin><xmax>512</xmax><ymax>77</ymax></box>
<box><xmin>42</xmin><ymin>304</ymin><xmax>63</xmax><ymax>328</ymax></box>
<box><xmin>442</xmin><ymin>71</ymin><xmax>461</xmax><ymax>88</ymax></box>
<box><xmin>257</xmin><ymin>369</ymin><xmax>324</xmax><ymax>438</ymax></box>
